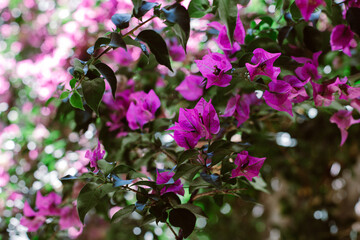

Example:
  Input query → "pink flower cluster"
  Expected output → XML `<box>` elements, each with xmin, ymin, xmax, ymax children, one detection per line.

<box><xmin>168</xmin><ymin>98</ymin><xmax>220</xmax><ymax>149</ymax></box>
<box><xmin>20</xmin><ymin>191</ymin><xmax>82</xmax><ymax>238</ymax></box>
<box><xmin>126</xmin><ymin>90</ymin><xmax>161</xmax><ymax>130</ymax></box>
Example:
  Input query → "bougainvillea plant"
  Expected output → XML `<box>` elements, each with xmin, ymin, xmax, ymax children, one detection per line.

<box><xmin>2</xmin><ymin>0</ymin><xmax>360</xmax><ymax>239</ymax></box>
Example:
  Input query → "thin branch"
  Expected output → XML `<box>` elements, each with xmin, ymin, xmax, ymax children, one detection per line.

<box><xmin>191</xmin><ymin>188</ymin><xmax>247</xmax><ymax>201</ymax></box>
<box><xmin>166</xmin><ymin>222</ymin><xmax>179</xmax><ymax>239</ymax></box>
<box><xmin>159</xmin><ymin>148</ymin><xmax>177</xmax><ymax>164</ymax></box>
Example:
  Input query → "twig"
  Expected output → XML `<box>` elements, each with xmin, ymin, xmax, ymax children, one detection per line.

<box><xmin>166</xmin><ymin>222</ymin><xmax>179</xmax><ymax>239</ymax></box>
<box><xmin>191</xmin><ymin>188</ymin><xmax>246</xmax><ymax>201</ymax></box>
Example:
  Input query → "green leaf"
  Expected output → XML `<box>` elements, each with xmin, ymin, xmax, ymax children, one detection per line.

<box><xmin>162</xmin><ymin>3</ymin><xmax>190</xmax><ymax>52</ymax></box>
<box><xmin>249</xmin><ymin>175</ymin><xmax>269</xmax><ymax>194</ymax></box>
<box><xmin>112</xmin><ymin>164</ymin><xmax>136</xmax><ymax>174</ymax></box>
<box><xmin>132</xmin><ymin>0</ymin><xmax>143</xmax><ymax>15</ymax></box>
<box><xmin>97</xmin><ymin>159</ymin><xmax>115</xmax><ymax>176</ymax></box>
<box><xmin>111</xmin><ymin>13</ymin><xmax>132</xmax><ymax>29</ymax></box>
<box><xmin>81</xmin><ymin>78</ymin><xmax>105</xmax><ymax>115</ymax></box>
<box><xmin>136</xmin><ymin>29</ymin><xmax>173</xmax><ymax>71</ymax></box>
<box><xmin>94</xmin><ymin>37</ymin><xmax>111</xmax><ymax>51</ymax></box>
<box><xmin>188</xmin><ymin>0</ymin><xmax>210</xmax><ymax>18</ymax></box>
<box><xmin>109</xmin><ymin>32</ymin><xmax>127</xmax><ymax>50</ymax></box>
<box><xmin>290</xmin><ymin>2</ymin><xmax>302</xmax><ymax>21</ymax></box>
<box><xmin>95</xmin><ymin>62</ymin><xmax>117</xmax><ymax>99</ymax></box>
<box><xmin>69</xmin><ymin>90</ymin><xmax>84</xmax><ymax>111</ymax></box>
<box><xmin>174</xmin><ymin>203</ymin><xmax>207</xmax><ymax>218</ymax></box>
<box><xmin>77</xmin><ymin>182</ymin><xmax>114</xmax><ymax>223</ymax></box>
<box><xmin>141</xmin><ymin>214</ymin><xmax>156</xmax><ymax>226</ymax></box>
<box><xmin>169</xmin><ymin>208</ymin><xmax>196</xmax><ymax>238</ymax></box>
<box><xmin>173</xmin><ymin>164</ymin><xmax>203</xmax><ymax>181</ymax></box>
<box><xmin>178</xmin><ymin>149</ymin><xmax>198</xmax><ymax>165</ymax></box>
<box><xmin>69</xmin><ymin>78</ymin><xmax>77</xmax><ymax>89</ymax></box>
<box><xmin>60</xmin><ymin>91</ymin><xmax>70</xmax><ymax>100</ymax></box>
<box><xmin>218</xmin><ymin>0</ymin><xmax>237</xmax><ymax>45</ymax></box>
<box><xmin>134</xmin><ymin>1</ymin><xmax>159</xmax><ymax>19</ymax></box>
<box><xmin>111</xmin><ymin>204</ymin><xmax>136</xmax><ymax>223</ymax></box>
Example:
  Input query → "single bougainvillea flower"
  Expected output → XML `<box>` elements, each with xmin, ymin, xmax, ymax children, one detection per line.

<box><xmin>20</xmin><ymin>202</ymin><xmax>47</xmax><ymax>232</ymax></box>
<box><xmin>222</xmin><ymin>93</ymin><xmax>261</xmax><ymax>126</ymax></box>
<box><xmin>283</xmin><ymin>75</ymin><xmax>310</xmax><ymax>103</ymax></box>
<box><xmin>175</xmin><ymin>75</ymin><xmax>204</xmax><ymax>101</ymax></box>
<box><xmin>156</xmin><ymin>170</ymin><xmax>185</xmax><ymax>196</ymax></box>
<box><xmin>263</xmin><ymin>80</ymin><xmax>294</xmax><ymax>116</ymax></box>
<box><xmin>35</xmin><ymin>191</ymin><xmax>62</xmax><ymax>216</ymax></box>
<box><xmin>126</xmin><ymin>89</ymin><xmax>161</xmax><ymax>130</ymax></box>
<box><xmin>194</xmin><ymin>98</ymin><xmax>220</xmax><ymax>138</ymax></box>
<box><xmin>330</xmin><ymin>110</ymin><xmax>360</xmax><ymax>146</ymax></box>
<box><xmin>295</xmin><ymin>0</ymin><xmax>325</xmax><ymax>21</ymax></box>
<box><xmin>245</xmin><ymin>48</ymin><xmax>281</xmax><ymax>81</ymax></box>
<box><xmin>85</xmin><ymin>141</ymin><xmax>105</xmax><ymax>172</ymax></box>
<box><xmin>231</xmin><ymin>151</ymin><xmax>266</xmax><ymax>181</ymax></box>
<box><xmin>167</xmin><ymin>98</ymin><xmax>220</xmax><ymax>149</ymax></box>
<box><xmin>208</xmin><ymin>12</ymin><xmax>245</xmax><ymax>59</ymax></box>
<box><xmin>20</xmin><ymin>191</ymin><xmax>62</xmax><ymax>232</ymax></box>
<box><xmin>195</xmin><ymin>51</ymin><xmax>232</xmax><ymax>89</ymax></box>
<box><xmin>293</xmin><ymin>51</ymin><xmax>322</xmax><ymax>81</ymax></box>
<box><xmin>330</xmin><ymin>24</ymin><xmax>357</xmax><ymax>56</ymax></box>
<box><xmin>59</xmin><ymin>203</ymin><xmax>83</xmax><ymax>238</ymax></box>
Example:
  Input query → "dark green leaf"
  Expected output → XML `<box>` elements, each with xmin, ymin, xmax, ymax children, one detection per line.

<box><xmin>94</xmin><ymin>37</ymin><xmax>111</xmax><ymax>52</ymax></box>
<box><xmin>290</xmin><ymin>2</ymin><xmax>302</xmax><ymax>21</ymax></box>
<box><xmin>95</xmin><ymin>62</ymin><xmax>117</xmax><ymax>99</ymax></box>
<box><xmin>178</xmin><ymin>149</ymin><xmax>198</xmax><ymax>165</ymax></box>
<box><xmin>60</xmin><ymin>172</ymin><xmax>95</xmax><ymax>181</ymax></box>
<box><xmin>132</xmin><ymin>0</ymin><xmax>143</xmax><ymax>14</ymax></box>
<box><xmin>111</xmin><ymin>204</ymin><xmax>136</xmax><ymax>223</ymax></box>
<box><xmin>188</xmin><ymin>0</ymin><xmax>210</xmax><ymax>18</ymax></box>
<box><xmin>174</xmin><ymin>203</ymin><xmax>207</xmax><ymax>218</ymax></box>
<box><xmin>69</xmin><ymin>90</ymin><xmax>84</xmax><ymax>111</ymax></box>
<box><xmin>277</xmin><ymin>26</ymin><xmax>293</xmax><ymax>45</ymax></box>
<box><xmin>136</xmin><ymin>29</ymin><xmax>173</xmax><ymax>71</ymax></box>
<box><xmin>109</xmin><ymin>32</ymin><xmax>127</xmax><ymax>50</ymax></box>
<box><xmin>113</xmin><ymin>164</ymin><xmax>136</xmax><ymax>174</ymax></box>
<box><xmin>218</xmin><ymin>0</ymin><xmax>237</xmax><ymax>44</ymax></box>
<box><xmin>111</xmin><ymin>13</ymin><xmax>132</xmax><ymax>29</ymax></box>
<box><xmin>169</xmin><ymin>208</ymin><xmax>196</xmax><ymax>238</ymax></box>
<box><xmin>141</xmin><ymin>214</ymin><xmax>156</xmax><ymax>226</ymax></box>
<box><xmin>134</xmin><ymin>1</ymin><xmax>159</xmax><ymax>19</ymax></box>
<box><xmin>136</xmin><ymin>187</ymin><xmax>149</xmax><ymax>203</ymax></box>
<box><xmin>208</xmin><ymin>140</ymin><xmax>227</xmax><ymax>153</ymax></box>
<box><xmin>200</xmin><ymin>172</ymin><xmax>222</xmax><ymax>188</ymax></box>
<box><xmin>173</xmin><ymin>164</ymin><xmax>203</xmax><ymax>181</ymax></box>
<box><xmin>97</xmin><ymin>159</ymin><xmax>115</xmax><ymax>176</ymax></box>
<box><xmin>162</xmin><ymin>3</ymin><xmax>190</xmax><ymax>52</ymax></box>
<box><xmin>346</xmin><ymin>7</ymin><xmax>360</xmax><ymax>36</ymax></box>
<box><xmin>303</xmin><ymin>26</ymin><xmax>326</xmax><ymax>52</ymax></box>
<box><xmin>189</xmin><ymin>177</ymin><xmax>211</xmax><ymax>193</ymax></box>
<box><xmin>81</xmin><ymin>78</ymin><xmax>105</xmax><ymax>115</ymax></box>
<box><xmin>246</xmin><ymin>37</ymin><xmax>281</xmax><ymax>53</ymax></box>
<box><xmin>77</xmin><ymin>182</ymin><xmax>114</xmax><ymax>223</ymax></box>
